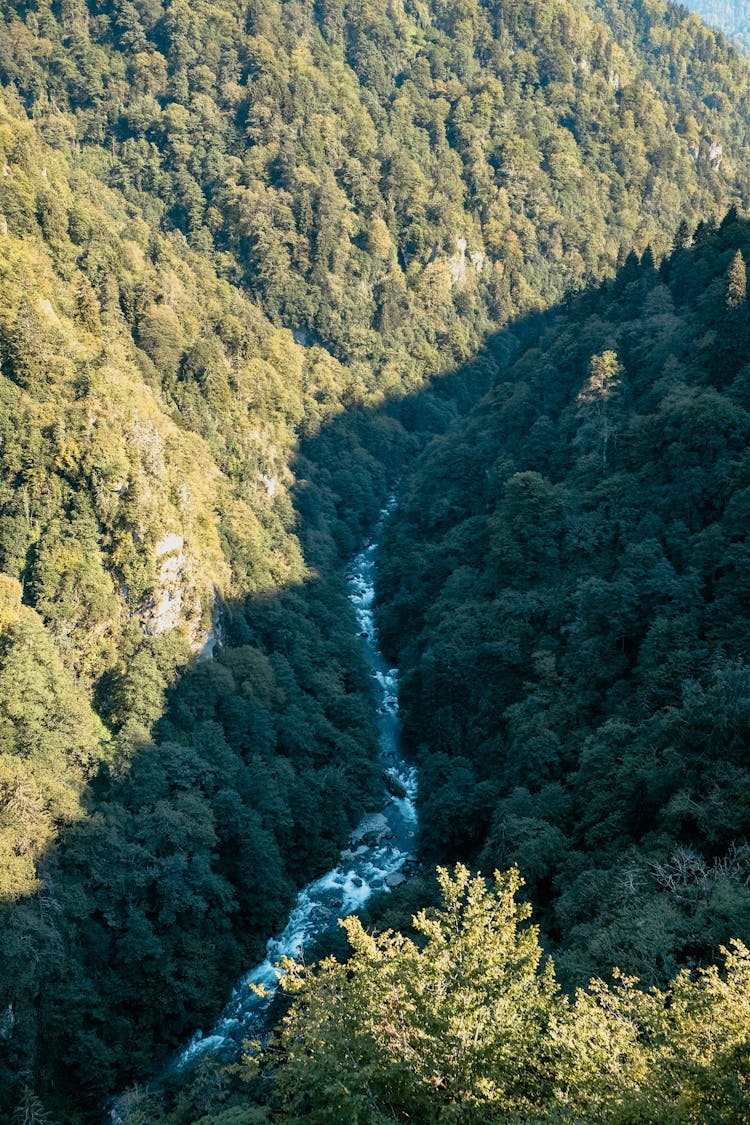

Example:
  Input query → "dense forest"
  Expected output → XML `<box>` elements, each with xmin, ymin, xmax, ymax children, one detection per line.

<box><xmin>378</xmin><ymin>213</ymin><xmax>750</xmax><ymax>987</ymax></box>
<box><xmin>102</xmin><ymin>205</ymin><xmax>750</xmax><ymax>1125</ymax></box>
<box><xmin>1</xmin><ymin>0</ymin><xmax>750</xmax><ymax>1119</ymax></box>
<box><xmin>683</xmin><ymin>0</ymin><xmax>750</xmax><ymax>53</ymax></box>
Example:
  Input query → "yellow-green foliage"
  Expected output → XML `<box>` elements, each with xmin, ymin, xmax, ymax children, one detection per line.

<box><xmin>1</xmin><ymin>0</ymin><xmax>749</xmax><ymax>397</ymax></box>
<box><xmin>238</xmin><ymin>867</ymin><xmax>750</xmax><ymax>1125</ymax></box>
<box><xmin>0</xmin><ymin>96</ymin><xmax>359</xmax><ymax>683</ymax></box>
<box><xmin>0</xmin><ymin>575</ymin><xmax>108</xmax><ymax>898</ymax></box>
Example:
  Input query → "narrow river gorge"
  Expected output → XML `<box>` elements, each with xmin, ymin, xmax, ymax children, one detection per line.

<box><xmin>175</xmin><ymin>498</ymin><xmax>418</xmax><ymax>1070</ymax></box>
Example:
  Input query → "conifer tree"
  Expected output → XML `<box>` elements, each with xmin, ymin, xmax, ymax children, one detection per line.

<box><xmin>10</xmin><ymin>1088</ymin><xmax>56</xmax><ymax>1125</ymax></box>
<box><xmin>726</xmin><ymin>248</ymin><xmax>747</xmax><ymax>308</ymax></box>
<box><xmin>575</xmin><ymin>350</ymin><xmax>626</xmax><ymax>472</ymax></box>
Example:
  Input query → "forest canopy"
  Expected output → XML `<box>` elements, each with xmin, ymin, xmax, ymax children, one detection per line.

<box><xmin>682</xmin><ymin>0</ymin><xmax>750</xmax><ymax>54</ymax></box>
<box><xmin>132</xmin><ymin>866</ymin><xmax>750</xmax><ymax>1123</ymax></box>
<box><xmin>1</xmin><ymin>0</ymin><xmax>750</xmax><ymax>1118</ymax></box>
<box><xmin>377</xmin><ymin>212</ymin><xmax>750</xmax><ymax>992</ymax></box>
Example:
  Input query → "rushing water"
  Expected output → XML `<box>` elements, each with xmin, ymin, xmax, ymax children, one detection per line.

<box><xmin>175</xmin><ymin>500</ymin><xmax>417</xmax><ymax>1069</ymax></box>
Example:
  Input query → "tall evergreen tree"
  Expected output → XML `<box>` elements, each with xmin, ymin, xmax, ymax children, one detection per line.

<box><xmin>726</xmin><ymin>248</ymin><xmax>747</xmax><ymax>307</ymax></box>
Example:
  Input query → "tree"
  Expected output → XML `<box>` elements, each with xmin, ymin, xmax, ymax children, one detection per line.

<box><xmin>726</xmin><ymin>249</ymin><xmax>747</xmax><ymax>309</ymax></box>
<box><xmin>10</xmin><ymin>1088</ymin><xmax>56</xmax><ymax>1124</ymax></box>
<box><xmin>601</xmin><ymin>940</ymin><xmax>750</xmax><ymax>1123</ymax></box>
<box><xmin>248</xmin><ymin>870</ymin><xmax>750</xmax><ymax>1124</ymax></box>
<box><xmin>575</xmin><ymin>350</ymin><xmax>626</xmax><ymax>472</ymax></box>
<box><xmin>260</xmin><ymin>866</ymin><xmax>568</xmax><ymax>1123</ymax></box>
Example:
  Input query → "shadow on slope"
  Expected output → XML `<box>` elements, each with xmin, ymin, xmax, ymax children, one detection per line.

<box><xmin>374</xmin><ymin>210</ymin><xmax>750</xmax><ymax>992</ymax></box>
<box><xmin>8</xmin><ymin>211</ymin><xmax>750</xmax><ymax>1120</ymax></box>
<box><xmin>0</xmin><ymin>311</ymin><xmax>510</xmax><ymax>1120</ymax></box>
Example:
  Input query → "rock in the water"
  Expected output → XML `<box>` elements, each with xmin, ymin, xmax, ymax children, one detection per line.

<box><xmin>383</xmin><ymin>770</ymin><xmax>408</xmax><ymax>799</ymax></box>
<box><xmin>350</xmin><ymin>812</ymin><xmax>392</xmax><ymax>848</ymax></box>
<box><xmin>385</xmin><ymin>872</ymin><xmax>407</xmax><ymax>889</ymax></box>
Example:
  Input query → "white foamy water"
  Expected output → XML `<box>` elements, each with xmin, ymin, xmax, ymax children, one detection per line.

<box><xmin>174</xmin><ymin>499</ymin><xmax>416</xmax><ymax>1068</ymax></box>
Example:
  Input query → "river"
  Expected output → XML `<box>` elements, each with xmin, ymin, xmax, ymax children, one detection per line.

<box><xmin>174</xmin><ymin>498</ymin><xmax>417</xmax><ymax>1068</ymax></box>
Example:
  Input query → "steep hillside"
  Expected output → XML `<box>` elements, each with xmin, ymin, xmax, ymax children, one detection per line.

<box><xmin>2</xmin><ymin>0</ymin><xmax>750</xmax><ymax>1117</ymax></box>
<box><xmin>0</xmin><ymin>93</ymin><xmax>337</xmax><ymax>668</ymax></box>
<box><xmin>2</xmin><ymin>0</ymin><xmax>750</xmax><ymax>381</ymax></box>
<box><xmin>378</xmin><ymin>212</ymin><xmax>750</xmax><ymax>989</ymax></box>
<box><xmin>0</xmin><ymin>96</ymin><xmax>397</xmax><ymax>1120</ymax></box>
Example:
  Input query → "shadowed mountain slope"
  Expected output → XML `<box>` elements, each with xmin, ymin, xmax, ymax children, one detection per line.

<box><xmin>378</xmin><ymin>213</ymin><xmax>750</xmax><ymax>990</ymax></box>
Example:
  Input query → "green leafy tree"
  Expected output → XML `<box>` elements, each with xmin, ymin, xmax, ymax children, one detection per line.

<box><xmin>261</xmin><ymin>866</ymin><xmax>567</xmax><ymax>1123</ymax></box>
<box><xmin>242</xmin><ymin>868</ymin><xmax>750</xmax><ymax>1125</ymax></box>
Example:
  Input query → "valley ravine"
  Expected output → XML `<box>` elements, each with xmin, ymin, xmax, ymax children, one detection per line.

<box><xmin>176</xmin><ymin>498</ymin><xmax>417</xmax><ymax>1067</ymax></box>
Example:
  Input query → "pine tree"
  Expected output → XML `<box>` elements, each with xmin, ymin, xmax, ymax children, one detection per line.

<box><xmin>11</xmin><ymin>1088</ymin><xmax>56</xmax><ymax>1125</ymax></box>
<box><xmin>726</xmin><ymin>248</ymin><xmax>747</xmax><ymax>308</ymax></box>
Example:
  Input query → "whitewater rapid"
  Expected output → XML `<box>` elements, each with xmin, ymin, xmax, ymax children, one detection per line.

<box><xmin>176</xmin><ymin>499</ymin><xmax>417</xmax><ymax>1066</ymax></box>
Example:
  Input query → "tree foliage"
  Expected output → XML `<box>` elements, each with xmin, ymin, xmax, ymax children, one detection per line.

<box><xmin>0</xmin><ymin>0</ymin><xmax>750</xmax><ymax>1115</ymax></box>
<box><xmin>166</xmin><ymin>866</ymin><xmax>750</xmax><ymax>1125</ymax></box>
<box><xmin>378</xmin><ymin>216</ymin><xmax>750</xmax><ymax>991</ymax></box>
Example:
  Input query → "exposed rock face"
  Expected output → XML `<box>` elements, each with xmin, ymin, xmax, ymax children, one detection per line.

<box><xmin>156</xmin><ymin>532</ymin><xmax>183</xmax><ymax>557</ymax></box>
<box><xmin>689</xmin><ymin>138</ymin><xmax>724</xmax><ymax>169</ymax></box>
<box><xmin>39</xmin><ymin>297</ymin><xmax>59</xmax><ymax>323</ymax></box>
<box><xmin>469</xmin><ymin>249</ymin><xmax>485</xmax><ymax>273</ymax></box>
<box><xmin>448</xmin><ymin>237</ymin><xmax>484</xmax><ymax>284</ymax></box>
<box><xmin>259</xmin><ymin>473</ymin><xmax>277</xmax><ymax>497</ymax></box>
<box><xmin>448</xmin><ymin>236</ymin><xmax>469</xmax><ymax>284</ymax></box>
<box><xmin>141</xmin><ymin>533</ymin><xmax>188</xmax><ymax>637</ymax></box>
<box><xmin>350</xmin><ymin>812</ymin><xmax>392</xmax><ymax>848</ymax></box>
<box><xmin>141</xmin><ymin>531</ymin><xmax>215</xmax><ymax>652</ymax></box>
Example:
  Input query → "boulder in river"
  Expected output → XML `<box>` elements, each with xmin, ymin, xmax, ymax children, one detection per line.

<box><xmin>383</xmin><ymin>770</ymin><xmax>408</xmax><ymax>799</ymax></box>
<box><xmin>385</xmin><ymin>872</ymin><xmax>407</xmax><ymax>889</ymax></box>
<box><xmin>350</xmin><ymin>812</ymin><xmax>392</xmax><ymax>847</ymax></box>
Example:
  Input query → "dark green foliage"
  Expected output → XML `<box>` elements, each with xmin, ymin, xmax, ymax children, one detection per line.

<box><xmin>378</xmin><ymin>219</ymin><xmax>750</xmax><ymax>989</ymax></box>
